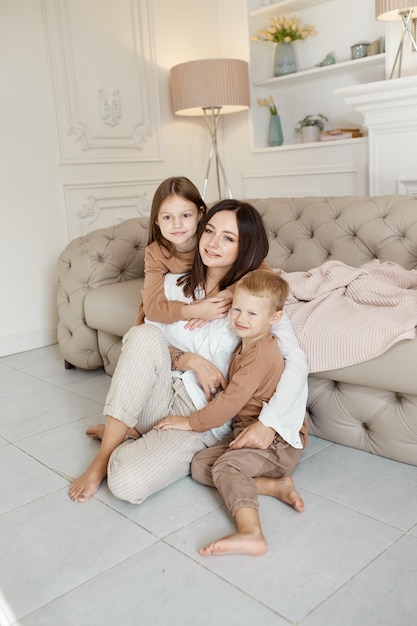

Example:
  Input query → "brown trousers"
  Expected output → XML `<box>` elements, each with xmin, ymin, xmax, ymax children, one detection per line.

<box><xmin>191</xmin><ymin>420</ymin><xmax>308</xmax><ymax>516</ymax></box>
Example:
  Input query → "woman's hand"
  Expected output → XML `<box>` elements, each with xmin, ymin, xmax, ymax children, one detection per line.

<box><xmin>154</xmin><ymin>415</ymin><xmax>192</xmax><ymax>431</ymax></box>
<box><xmin>169</xmin><ymin>350</ymin><xmax>227</xmax><ymax>402</ymax></box>
<box><xmin>186</xmin><ymin>352</ymin><xmax>227</xmax><ymax>401</ymax></box>
<box><xmin>229</xmin><ymin>422</ymin><xmax>275</xmax><ymax>450</ymax></box>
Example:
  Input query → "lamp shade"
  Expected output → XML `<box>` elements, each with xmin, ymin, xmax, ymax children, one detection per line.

<box><xmin>170</xmin><ymin>58</ymin><xmax>250</xmax><ymax>116</ymax></box>
<box><xmin>376</xmin><ymin>0</ymin><xmax>417</xmax><ymax>20</ymax></box>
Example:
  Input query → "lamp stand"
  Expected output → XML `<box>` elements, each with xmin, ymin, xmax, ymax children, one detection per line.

<box><xmin>201</xmin><ymin>107</ymin><xmax>233</xmax><ymax>201</ymax></box>
<box><xmin>389</xmin><ymin>9</ymin><xmax>417</xmax><ymax>78</ymax></box>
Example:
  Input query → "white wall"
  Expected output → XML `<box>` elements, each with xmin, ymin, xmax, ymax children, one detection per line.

<box><xmin>0</xmin><ymin>0</ymin><xmax>413</xmax><ymax>357</ymax></box>
<box><xmin>0</xmin><ymin>1</ymin><xmax>64</xmax><ymax>355</ymax></box>
<box><xmin>0</xmin><ymin>0</ymin><xmax>223</xmax><ymax>357</ymax></box>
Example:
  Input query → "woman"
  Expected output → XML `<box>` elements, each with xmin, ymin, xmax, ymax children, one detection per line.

<box><xmin>69</xmin><ymin>199</ymin><xmax>308</xmax><ymax>504</ymax></box>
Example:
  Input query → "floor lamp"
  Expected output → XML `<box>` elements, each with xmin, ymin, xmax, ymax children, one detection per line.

<box><xmin>376</xmin><ymin>1</ymin><xmax>417</xmax><ymax>78</ymax></box>
<box><xmin>170</xmin><ymin>58</ymin><xmax>250</xmax><ymax>200</ymax></box>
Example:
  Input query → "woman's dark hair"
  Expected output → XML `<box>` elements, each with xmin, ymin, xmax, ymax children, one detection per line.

<box><xmin>148</xmin><ymin>177</ymin><xmax>207</xmax><ymax>252</ymax></box>
<box><xmin>179</xmin><ymin>199</ymin><xmax>269</xmax><ymax>299</ymax></box>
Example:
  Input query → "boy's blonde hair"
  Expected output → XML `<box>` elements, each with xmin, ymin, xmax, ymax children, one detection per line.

<box><xmin>235</xmin><ymin>269</ymin><xmax>289</xmax><ymax>312</ymax></box>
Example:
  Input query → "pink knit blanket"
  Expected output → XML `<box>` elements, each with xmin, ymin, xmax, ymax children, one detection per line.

<box><xmin>277</xmin><ymin>260</ymin><xmax>417</xmax><ymax>372</ymax></box>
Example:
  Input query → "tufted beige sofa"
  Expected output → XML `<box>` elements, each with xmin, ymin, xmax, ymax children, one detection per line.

<box><xmin>57</xmin><ymin>195</ymin><xmax>417</xmax><ymax>466</ymax></box>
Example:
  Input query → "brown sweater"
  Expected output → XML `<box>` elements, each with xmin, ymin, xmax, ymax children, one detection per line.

<box><xmin>135</xmin><ymin>242</ymin><xmax>194</xmax><ymax>325</ymax></box>
<box><xmin>189</xmin><ymin>334</ymin><xmax>284</xmax><ymax>432</ymax></box>
<box><xmin>136</xmin><ymin>240</ymin><xmax>272</xmax><ymax>325</ymax></box>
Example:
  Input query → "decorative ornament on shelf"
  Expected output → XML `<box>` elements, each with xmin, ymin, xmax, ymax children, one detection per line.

<box><xmin>252</xmin><ymin>16</ymin><xmax>318</xmax><ymax>77</ymax></box>
<box><xmin>295</xmin><ymin>113</ymin><xmax>328</xmax><ymax>143</ymax></box>
<box><xmin>316</xmin><ymin>52</ymin><xmax>336</xmax><ymax>67</ymax></box>
<box><xmin>258</xmin><ymin>96</ymin><xmax>284</xmax><ymax>146</ymax></box>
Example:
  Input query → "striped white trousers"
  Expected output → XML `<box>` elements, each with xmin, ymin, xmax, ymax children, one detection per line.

<box><xmin>104</xmin><ymin>324</ymin><xmax>217</xmax><ymax>504</ymax></box>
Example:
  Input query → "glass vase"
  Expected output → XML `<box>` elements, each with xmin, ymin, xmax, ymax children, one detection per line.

<box><xmin>274</xmin><ymin>42</ymin><xmax>297</xmax><ymax>77</ymax></box>
<box><xmin>268</xmin><ymin>114</ymin><xmax>284</xmax><ymax>147</ymax></box>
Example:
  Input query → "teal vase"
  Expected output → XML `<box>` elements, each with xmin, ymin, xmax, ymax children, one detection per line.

<box><xmin>268</xmin><ymin>114</ymin><xmax>284</xmax><ymax>146</ymax></box>
<box><xmin>274</xmin><ymin>42</ymin><xmax>297</xmax><ymax>76</ymax></box>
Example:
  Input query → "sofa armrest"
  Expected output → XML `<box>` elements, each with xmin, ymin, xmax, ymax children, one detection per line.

<box><xmin>57</xmin><ymin>217</ymin><xmax>149</xmax><ymax>369</ymax></box>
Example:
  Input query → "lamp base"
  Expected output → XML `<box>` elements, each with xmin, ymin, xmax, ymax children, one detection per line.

<box><xmin>389</xmin><ymin>9</ymin><xmax>417</xmax><ymax>79</ymax></box>
<box><xmin>201</xmin><ymin>107</ymin><xmax>233</xmax><ymax>201</ymax></box>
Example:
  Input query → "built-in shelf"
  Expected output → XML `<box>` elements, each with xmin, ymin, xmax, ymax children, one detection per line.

<box><xmin>252</xmin><ymin>136</ymin><xmax>368</xmax><ymax>153</ymax></box>
<box><xmin>250</xmin><ymin>0</ymin><xmax>331</xmax><ymax>18</ymax></box>
<box><xmin>254</xmin><ymin>53</ymin><xmax>386</xmax><ymax>87</ymax></box>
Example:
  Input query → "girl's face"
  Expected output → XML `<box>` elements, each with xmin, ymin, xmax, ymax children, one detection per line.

<box><xmin>199</xmin><ymin>210</ymin><xmax>239</xmax><ymax>271</ymax></box>
<box><xmin>156</xmin><ymin>195</ymin><xmax>201</xmax><ymax>253</ymax></box>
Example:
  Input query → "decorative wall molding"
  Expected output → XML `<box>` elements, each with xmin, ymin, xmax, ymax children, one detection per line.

<box><xmin>397</xmin><ymin>178</ymin><xmax>417</xmax><ymax>195</ymax></box>
<box><xmin>63</xmin><ymin>179</ymin><xmax>161</xmax><ymax>239</ymax></box>
<box><xmin>42</xmin><ymin>0</ymin><xmax>162</xmax><ymax>163</ymax></box>
<box><xmin>98</xmin><ymin>88</ymin><xmax>122</xmax><ymax>127</ymax></box>
<box><xmin>242</xmin><ymin>163</ymin><xmax>366</xmax><ymax>198</ymax></box>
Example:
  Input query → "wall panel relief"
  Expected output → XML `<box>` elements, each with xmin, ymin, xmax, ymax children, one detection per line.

<box><xmin>42</xmin><ymin>0</ymin><xmax>162</xmax><ymax>163</ymax></box>
<box><xmin>242</xmin><ymin>164</ymin><xmax>366</xmax><ymax>198</ymax></box>
<box><xmin>64</xmin><ymin>179</ymin><xmax>160</xmax><ymax>238</ymax></box>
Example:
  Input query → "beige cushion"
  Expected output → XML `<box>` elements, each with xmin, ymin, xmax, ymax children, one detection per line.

<box><xmin>85</xmin><ymin>278</ymin><xmax>143</xmax><ymax>337</ymax></box>
<box><xmin>311</xmin><ymin>336</ymin><xmax>417</xmax><ymax>395</ymax></box>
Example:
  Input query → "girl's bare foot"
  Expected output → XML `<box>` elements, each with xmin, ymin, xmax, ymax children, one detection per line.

<box><xmin>86</xmin><ymin>424</ymin><xmax>140</xmax><ymax>441</ymax></box>
<box><xmin>257</xmin><ymin>475</ymin><xmax>304</xmax><ymax>512</ymax></box>
<box><xmin>68</xmin><ymin>457</ymin><xmax>107</xmax><ymax>502</ymax></box>
<box><xmin>200</xmin><ymin>531</ymin><xmax>267</xmax><ymax>557</ymax></box>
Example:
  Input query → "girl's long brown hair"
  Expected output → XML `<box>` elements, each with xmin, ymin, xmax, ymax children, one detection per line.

<box><xmin>178</xmin><ymin>199</ymin><xmax>269</xmax><ymax>299</ymax></box>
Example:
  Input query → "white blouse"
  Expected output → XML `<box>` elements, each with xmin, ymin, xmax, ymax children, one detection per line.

<box><xmin>147</xmin><ymin>273</ymin><xmax>308</xmax><ymax>448</ymax></box>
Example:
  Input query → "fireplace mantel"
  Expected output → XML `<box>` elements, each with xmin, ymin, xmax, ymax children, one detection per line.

<box><xmin>336</xmin><ymin>76</ymin><xmax>417</xmax><ymax>195</ymax></box>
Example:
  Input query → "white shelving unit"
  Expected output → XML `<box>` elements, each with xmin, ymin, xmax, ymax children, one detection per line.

<box><xmin>248</xmin><ymin>0</ymin><xmax>386</xmax><ymax>151</ymax></box>
<box><xmin>250</xmin><ymin>0</ymin><xmax>331</xmax><ymax>18</ymax></box>
<box><xmin>254</xmin><ymin>53</ymin><xmax>386</xmax><ymax>87</ymax></box>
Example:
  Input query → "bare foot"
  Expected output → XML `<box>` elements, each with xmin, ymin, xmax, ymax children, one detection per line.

<box><xmin>86</xmin><ymin>424</ymin><xmax>140</xmax><ymax>441</ymax></box>
<box><xmin>86</xmin><ymin>424</ymin><xmax>106</xmax><ymax>440</ymax></box>
<box><xmin>200</xmin><ymin>531</ymin><xmax>267</xmax><ymax>557</ymax></box>
<box><xmin>68</xmin><ymin>457</ymin><xmax>107</xmax><ymax>503</ymax></box>
<box><xmin>257</xmin><ymin>475</ymin><xmax>304</xmax><ymax>512</ymax></box>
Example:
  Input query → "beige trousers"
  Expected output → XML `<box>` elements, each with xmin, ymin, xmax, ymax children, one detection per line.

<box><xmin>104</xmin><ymin>325</ymin><xmax>217</xmax><ymax>504</ymax></box>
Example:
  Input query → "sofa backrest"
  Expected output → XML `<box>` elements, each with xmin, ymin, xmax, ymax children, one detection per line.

<box><xmin>249</xmin><ymin>195</ymin><xmax>417</xmax><ymax>272</ymax></box>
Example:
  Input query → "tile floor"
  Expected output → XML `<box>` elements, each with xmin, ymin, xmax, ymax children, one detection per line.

<box><xmin>1</xmin><ymin>344</ymin><xmax>417</xmax><ymax>626</ymax></box>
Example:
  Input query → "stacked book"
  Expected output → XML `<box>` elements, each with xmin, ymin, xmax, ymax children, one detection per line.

<box><xmin>321</xmin><ymin>129</ymin><xmax>363</xmax><ymax>141</ymax></box>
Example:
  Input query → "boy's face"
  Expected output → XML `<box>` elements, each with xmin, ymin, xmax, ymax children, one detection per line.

<box><xmin>230</xmin><ymin>287</ymin><xmax>282</xmax><ymax>344</ymax></box>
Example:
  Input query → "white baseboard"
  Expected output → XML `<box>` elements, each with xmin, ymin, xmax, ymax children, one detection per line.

<box><xmin>0</xmin><ymin>328</ymin><xmax>57</xmax><ymax>357</ymax></box>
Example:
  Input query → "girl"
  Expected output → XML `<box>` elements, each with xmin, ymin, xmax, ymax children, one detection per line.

<box><xmin>69</xmin><ymin>200</ymin><xmax>308</xmax><ymax>505</ymax></box>
<box><xmin>135</xmin><ymin>176</ymin><xmax>232</xmax><ymax>327</ymax></box>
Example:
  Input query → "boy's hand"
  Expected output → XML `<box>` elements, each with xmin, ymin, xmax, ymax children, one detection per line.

<box><xmin>154</xmin><ymin>415</ymin><xmax>192</xmax><ymax>431</ymax></box>
<box><xmin>230</xmin><ymin>421</ymin><xmax>275</xmax><ymax>450</ymax></box>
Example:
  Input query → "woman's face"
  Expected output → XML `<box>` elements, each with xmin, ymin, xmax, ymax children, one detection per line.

<box><xmin>199</xmin><ymin>210</ymin><xmax>239</xmax><ymax>271</ymax></box>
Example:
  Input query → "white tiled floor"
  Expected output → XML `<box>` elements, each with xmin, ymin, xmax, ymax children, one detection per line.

<box><xmin>1</xmin><ymin>345</ymin><xmax>417</xmax><ymax>626</ymax></box>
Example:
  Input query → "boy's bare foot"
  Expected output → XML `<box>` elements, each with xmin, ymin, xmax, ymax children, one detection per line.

<box><xmin>200</xmin><ymin>531</ymin><xmax>267</xmax><ymax>557</ymax></box>
<box><xmin>68</xmin><ymin>457</ymin><xmax>107</xmax><ymax>503</ymax></box>
<box><xmin>256</xmin><ymin>475</ymin><xmax>304</xmax><ymax>512</ymax></box>
<box><xmin>86</xmin><ymin>424</ymin><xmax>140</xmax><ymax>441</ymax></box>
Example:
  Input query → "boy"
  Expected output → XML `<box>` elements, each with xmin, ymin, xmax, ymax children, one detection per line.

<box><xmin>154</xmin><ymin>269</ymin><xmax>307</xmax><ymax>556</ymax></box>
